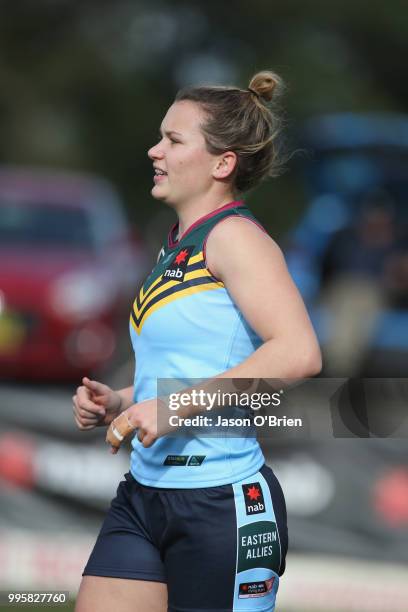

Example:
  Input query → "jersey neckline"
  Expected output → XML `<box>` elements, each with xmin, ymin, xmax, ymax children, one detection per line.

<box><xmin>167</xmin><ymin>200</ymin><xmax>245</xmax><ymax>248</ymax></box>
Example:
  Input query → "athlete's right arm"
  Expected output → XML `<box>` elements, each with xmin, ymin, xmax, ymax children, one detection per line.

<box><xmin>73</xmin><ymin>377</ymin><xmax>134</xmax><ymax>431</ymax></box>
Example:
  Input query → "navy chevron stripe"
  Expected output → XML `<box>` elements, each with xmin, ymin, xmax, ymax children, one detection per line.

<box><xmin>133</xmin><ymin>276</ymin><xmax>218</xmax><ymax>325</ymax></box>
<box><xmin>130</xmin><ymin>307</ymin><xmax>138</xmax><ymax>327</ymax></box>
<box><xmin>136</xmin><ymin>261</ymin><xmax>206</xmax><ymax>309</ymax></box>
<box><xmin>184</xmin><ymin>260</ymin><xmax>203</xmax><ymax>272</ymax></box>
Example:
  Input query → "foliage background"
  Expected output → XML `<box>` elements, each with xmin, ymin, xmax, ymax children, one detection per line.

<box><xmin>1</xmin><ymin>0</ymin><xmax>407</xmax><ymax>235</ymax></box>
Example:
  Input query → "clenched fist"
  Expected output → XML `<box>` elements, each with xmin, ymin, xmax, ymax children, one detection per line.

<box><xmin>73</xmin><ymin>377</ymin><xmax>122</xmax><ymax>431</ymax></box>
<box><xmin>106</xmin><ymin>398</ymin><xmax>170</xmax><ymax>454</ymax></box>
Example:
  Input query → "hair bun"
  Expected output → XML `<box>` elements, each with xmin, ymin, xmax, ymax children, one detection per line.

<box><xmin>248</xmin><ymin>70</ymin><xmax>282</xmax><ymax>102</ymax></box>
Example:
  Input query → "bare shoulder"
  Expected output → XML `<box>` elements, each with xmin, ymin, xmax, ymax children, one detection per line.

<box><xmin>205</xmin><ymin>215</ymin><xmax>285</xmax><ymax>280</ymax></box>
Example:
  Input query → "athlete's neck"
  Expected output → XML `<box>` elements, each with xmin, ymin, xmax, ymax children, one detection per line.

<box><xmin>175</xmin><ymin>194</ymin><xmax>237</xmax><ymax>240</ymax></box>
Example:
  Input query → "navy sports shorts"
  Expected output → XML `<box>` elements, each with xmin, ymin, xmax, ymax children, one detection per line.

<box><xmin>83</xmin><ymin>464</ymin><xmax>288</xmax><ymax>611</ymax></box>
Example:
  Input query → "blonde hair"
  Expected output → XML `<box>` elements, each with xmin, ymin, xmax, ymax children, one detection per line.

<box><xmin>175</xmin><ymin>70</ymin><xmax>286</xmax><ymax>193</ymax></box>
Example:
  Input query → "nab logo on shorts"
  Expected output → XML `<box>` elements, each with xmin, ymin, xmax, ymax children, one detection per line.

<box><xmin>163</xmin><ymin>245</ymin><xmax>194</xmax><ymax>282</ymax></box>
<box><xmin>242</xmin><ymin>482</ymin><xmax>265</xmax><ymax>515</ymax></box>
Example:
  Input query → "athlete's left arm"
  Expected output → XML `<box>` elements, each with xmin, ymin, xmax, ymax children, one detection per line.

<box><xmin>205</xmin><ymin>216</ymin><xmax>322</xmax><ymax>379</ymax></box>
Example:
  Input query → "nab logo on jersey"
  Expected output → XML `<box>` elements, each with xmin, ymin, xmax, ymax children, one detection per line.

<box><xmin>163</xmin><ymin>245</ymin><xmax>194</xmax><ymax>282</ymax></box>
<box><xmin>242</xmin><ymin>482</ymin><xmax>265</xmax><ymax>515</ymax></box>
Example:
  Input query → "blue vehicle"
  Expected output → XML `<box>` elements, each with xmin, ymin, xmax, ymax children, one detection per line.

<box><xmin>285</xmin><ymin>113</ymin><xmax>408</xmax><ymax>376</ymax></box>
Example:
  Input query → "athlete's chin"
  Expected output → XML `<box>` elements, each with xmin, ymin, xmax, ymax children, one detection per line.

<box><xmin>151</xmin><ymin>185</ymin><xmax>168</xmax><ymax>202</ymax></box>
<box><xmin>151</xmin><ymin>187</ymin><xmax>179</xmax><ymax>207</ymax></box>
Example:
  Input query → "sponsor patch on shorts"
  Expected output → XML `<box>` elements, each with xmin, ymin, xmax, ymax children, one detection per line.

<box><xmin>238</xmin><ymin>578</ymin><xmax>275</xmax><ymax>598</ymax></box>
<box><xmin>238</xmin><ymin>520</ymin><xmax>280</xmax><ymax>573</ymax></box>
<box><xmin>242</xmin><ymin>482</ymin><xmax>265</xmax><ymax>515</ymax></box>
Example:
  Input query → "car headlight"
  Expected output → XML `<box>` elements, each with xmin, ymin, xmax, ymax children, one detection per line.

<box><xmin>50</xmin><ymin>272</ymin><xmax>115</xmax><ymax>321</ymax></box>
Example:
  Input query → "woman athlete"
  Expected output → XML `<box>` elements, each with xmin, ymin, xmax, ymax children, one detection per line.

<box><xmin>73</xmin><ymin>70</ymin><xmax>322</xmax><ymax>612</ymax></box>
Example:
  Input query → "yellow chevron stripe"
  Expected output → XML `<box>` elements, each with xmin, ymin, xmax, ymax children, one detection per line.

<box><xmin>137</xmin><ymin>251</ymin><xmax>204</xmax><ymax>305</ymax></box>
<box><xmin>133</xmin><ymin>268</ymin><xmax>218</xmax><ymax>317</ymax></box>
<box><xmin>139</xmin><ymin>274</ymin><xmax>163</xmax><ymax>302</ymax></box>
<box><xmin>189</xmin><ymin>251</ymin><xmax>204</xmax><ymax>264</ymax></box>
<box><xmin>130</xmin><ymin>282</ymin><xmax>222</xmax><ymax>335</ymax></box>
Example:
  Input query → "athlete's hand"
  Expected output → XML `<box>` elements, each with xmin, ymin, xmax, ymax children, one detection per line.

<box><xmin>73</xmin><ymin>377</ymin><xmax>122</xmax><ymax>431</ymax></box>
<box><xmin>106</xmin><ymin>398</ymin><xmax>169</xmax><ymax>454</ymax></box>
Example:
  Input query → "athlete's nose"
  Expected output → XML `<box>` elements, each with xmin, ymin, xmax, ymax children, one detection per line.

<box><xmin>148</xmin><ymin>141</ymin><xmax>164</xmax><ymax>161</ymax></box>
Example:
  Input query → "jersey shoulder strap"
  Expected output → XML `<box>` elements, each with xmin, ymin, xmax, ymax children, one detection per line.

<box><xmin>142</xmin><ymin>202</ymin><xmax>265</xmax><ymax>292</ymax></box>
<box><xmin>168</xmin><ymin>201</ymin><xmax>264</xmax><ymax>252</ymax></box>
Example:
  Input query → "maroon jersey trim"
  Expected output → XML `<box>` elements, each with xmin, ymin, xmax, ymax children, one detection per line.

<box><xmin>167</xmin><ymin>200</ymin><xmax>244</xmax><ymax>248</ymax></box>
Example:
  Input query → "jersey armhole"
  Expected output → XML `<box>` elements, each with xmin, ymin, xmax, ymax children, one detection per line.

<box><xmin>203</xmin><ymin>214</ymin><xmax>269</xmax><ymax>282</ymax></box>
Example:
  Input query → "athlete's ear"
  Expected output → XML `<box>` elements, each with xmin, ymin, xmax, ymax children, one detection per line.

<box><xmin>212</xmin><ymin>151</ymin><xmax>237</xmax><ymax>180</ymax></box>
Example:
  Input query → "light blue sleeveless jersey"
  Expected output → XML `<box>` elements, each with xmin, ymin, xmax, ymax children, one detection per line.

<box><xmin>129</xmin><ymin>201</ymin><xmax>265</xmax><ymax>487</ymax></box>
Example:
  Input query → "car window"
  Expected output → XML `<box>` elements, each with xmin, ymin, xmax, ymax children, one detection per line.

<box><xmin>88</xmin><ymin>194</ymin><xmax>128</xmax><ymax>248</ymax></box>
<box><xmin>0</xmin><ymin>201</ymin><xmax>95</xmax><ymax>249</ymax></box>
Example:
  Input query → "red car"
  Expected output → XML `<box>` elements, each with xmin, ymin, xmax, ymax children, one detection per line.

<box><xmin>0</xmin><ymin>167</ymin><xmax>147</xmax><ymax>381</ymax></box>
